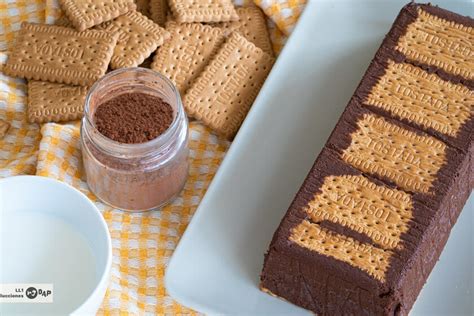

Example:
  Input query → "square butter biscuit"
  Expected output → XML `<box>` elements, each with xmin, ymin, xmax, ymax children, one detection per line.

<box><xmin>183</xmin><ymin>32</ymin><xmax>274</xmax><ymax>139</ymax></box>
<box><xmin>27</xmin><ymin>80</ymin><xmax>88</xmax><ymax>123</ymax></box>
<box><xmin>217</xmin><ymin>6</ymin><xmax>273</xmax><ymax>56</ymax></box>
<box><xmin>3</xmin><ymin>23</ymin><xmax>118</xmax><ymax>86</ymax></box>
<box><xmin>396</xmin><ymin>6</ymin><xmax>473</xmax><ymax>81</ymax></box>
<box><xmin>97</xmin><ymin>10</ymin><xmax>170</xmax><ymax>69</ymax></box>
<box><xmin>151</xmin><ymin>22</ymin><xmax>225</xmax><ymax>94</ymax></box>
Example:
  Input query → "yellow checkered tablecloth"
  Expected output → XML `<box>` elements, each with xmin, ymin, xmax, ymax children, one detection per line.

<box><xmin>0</xmin><ymin>0</ymin><xmax>306</xmax><ymax>314</ymax></box>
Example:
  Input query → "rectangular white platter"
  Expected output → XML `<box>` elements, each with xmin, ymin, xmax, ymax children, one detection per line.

<box><xmin>166</xmin><ymin>0</ymin><xmax>474</xmax><ymax>314</ymax></box>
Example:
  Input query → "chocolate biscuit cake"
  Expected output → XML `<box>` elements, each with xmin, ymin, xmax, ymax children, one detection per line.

<box><xmin>260</xmin><ymin>3</ymin><xmax>473</xmax><ymax>315</ymax></box>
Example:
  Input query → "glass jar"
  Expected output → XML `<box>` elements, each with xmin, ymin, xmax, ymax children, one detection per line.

<box><xmin>81</xmin><ymin>68</ymin><xmax>189</xmax><ymax>211</ymax></box>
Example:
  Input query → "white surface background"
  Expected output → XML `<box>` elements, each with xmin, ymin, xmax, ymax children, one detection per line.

<box><xmin>166</xmin><ymin>1</ymin><xmax>474</xmax><ymax>314</ymax></box>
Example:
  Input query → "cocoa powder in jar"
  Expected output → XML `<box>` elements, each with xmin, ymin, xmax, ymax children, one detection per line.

<box><xmin>94</xmin><ymin>92</ymin><xmax>174</xmax><ymax>144</ymax></box>
<box><xmin>82</xmin><ymin>139</ymin><xmax>188</xmax><ymax>211</ymax></box>
<box><xmin>81</xmin><ymin>69</ymin><xmax>189</xmax><ymax>212</ymax></box>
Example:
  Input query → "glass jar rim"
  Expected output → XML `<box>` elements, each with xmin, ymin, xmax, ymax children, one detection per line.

<box><xmin>83</xmin><ymin>67</ymin><xmax>184</xmax><ymax>153</ymax></box>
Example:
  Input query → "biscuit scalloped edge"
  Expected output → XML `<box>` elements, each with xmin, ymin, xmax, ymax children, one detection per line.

<box><xmin>169</xmin><ymin>0</ymin><xmax>239</xmax><ymax>23</ymax></box>
<box><xmin>59</xmin><ymin>0</ymin><xmax>136</xmax><ymax>31</ymax></box>
<box><xmin>184</xmin><ymin>32</ymin><xmax>274</xmax><ymax>138</ymax></box>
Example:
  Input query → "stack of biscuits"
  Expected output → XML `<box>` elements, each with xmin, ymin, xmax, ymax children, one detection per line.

<box><xmin>3</xmin><ymin>0</ymin><xmax>275</xmax><ymax>140</ymax></box>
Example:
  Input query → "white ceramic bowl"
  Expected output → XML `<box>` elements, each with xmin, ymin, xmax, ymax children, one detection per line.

<box><xmin>0</xmin><ymin>176</ymin><xmax>112</xmax><ymax>315</ymax></box>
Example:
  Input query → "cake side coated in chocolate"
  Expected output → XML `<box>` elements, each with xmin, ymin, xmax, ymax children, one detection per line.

<box><xmin>393</xmin><ymin>143</ymin><xmax>471</xmax><ymax>313</ymax></box>
<box><xmin>261</xmin><ymin>110</ymin><xmax>471</xmax><ymax>315</ymax></box>
<box><xmin>324</xmin><ymin>104</ymin><xmax>472</xmax><ymax>313</ymax></box>
<box><xmin>261</xmin><ymin>2</ymin><xmax>473</xmax><ymax>315</ymax></box>
<box><xmin>260</xmin><ymin>148</ymin><xmax>442</xmax><ymax>315</ymax></box>
<box><xmin>261</xmin><ymin>149</ymin><xmax>397</xmax><ymax>315</ymax></box>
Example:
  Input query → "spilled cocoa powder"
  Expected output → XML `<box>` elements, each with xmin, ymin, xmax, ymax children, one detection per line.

<box><xmin>94</xmin><ymin>92</ymin><xmax>174</xmax><ymax>144</ymax></box>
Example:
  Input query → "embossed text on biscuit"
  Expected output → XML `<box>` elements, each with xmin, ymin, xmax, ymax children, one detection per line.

<box><xmin>396</xmin><ymin>9</ymin><xmax>473</xmax><ymax>80</ymax></box>
<box><xmin>366</xmin><ymin>61</ymin><xmax>473</xmax><ymax>137</ymax></box>
<box><xmin>304</xmin><ymin>175</ymin><xmax>413</xmax><ymax>250</ymax></box>
<box><xmin>342</xmin><ymin>114</ymin><xmax>446</xmax><ymax>193</ymax></box>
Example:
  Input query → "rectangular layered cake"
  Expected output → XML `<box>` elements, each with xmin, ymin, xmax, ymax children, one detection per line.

<box><xmin>260</xmin><ymin>3</ymin><xmax>473</xmax><ymax>315</ymax></box>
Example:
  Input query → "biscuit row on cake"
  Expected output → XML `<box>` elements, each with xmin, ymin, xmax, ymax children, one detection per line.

<box><xmin>260</xmin><ymin>3</ymin><xmax>473</xmax><ymax>315</ymax></box>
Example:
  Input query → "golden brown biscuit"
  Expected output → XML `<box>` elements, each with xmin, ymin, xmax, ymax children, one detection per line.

<box><xmin>183</xmin><ymin>32</ymin><xmax>274</xmax><ymax>139</ymax></box>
